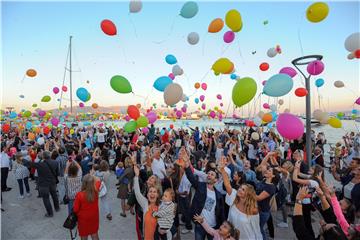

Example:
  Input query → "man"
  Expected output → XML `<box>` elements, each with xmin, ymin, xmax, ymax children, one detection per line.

<box><xmin>151</xmin><ymin>148</ymin><xmax>166</xmax><ymax>180</ymax></box>
<box><xmin>25</xmin><ymin>151</ymin><xmax>60</xmax><ymax>217</ymax></box>
<box><xmin>0</xmin><ymin>144</ymin><xmax>12</xmax><ymax>192</ymax></box>
<box><xmin>183</xmin><ymin>152</ymin><xmax>225</xmax><ymax>240</ymax></box>
<box><xmin>55</xmin><ymin>147</ymin><xmax>67</xmax><ymax>203</ymax></box>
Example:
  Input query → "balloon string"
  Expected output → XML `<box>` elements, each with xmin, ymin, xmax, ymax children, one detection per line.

<box><xmin>297</xmin><ymin>11</ymin><xmax>305</xmax><ymax>57</ymax></box>
<box><xmin>21</xmin><ymin>74</ymin><xmax>26</xmax><ymax>83</ymax></box>
<box><xmin>237</xmin><ymin>38</ymin><xmax>246</xmax><ymax>65</ymax></box>
<box><xmin>128</xmin><ymin>13</ymin><xmax>138</xmax><ymax>38</ymax></box>
<box><xmin>152</xmin><ymin>15</ymin><xmax>177</xmax><ymax>44</ymax></box>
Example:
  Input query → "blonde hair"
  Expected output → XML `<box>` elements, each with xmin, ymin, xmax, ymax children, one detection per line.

<box><xmin>234</xmin><ymin>184</ymin><xmax>258</xmax><ymax>215</ymax></box>
<box><xmin>124</xmin><ymin>157</ymin><xmax>133</xmax><ymax>168</ymax></box>
<box><xmin>81</xmin><ymin>174</ymin><xmax>97</xmax><ymax>202</ymax></box>
<box><xmin>117</xmin><ymin>161</ymin><xmax>124</xmax><ymax>168</ymax></box>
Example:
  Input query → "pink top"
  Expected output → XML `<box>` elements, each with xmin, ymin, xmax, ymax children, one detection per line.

<box><xmin>330</xmin><ymin>195</ymin><xmax>349</xmax><ymax>236</ymax></box>
<box><xmin>200</xmin><ymin>221</ymin><xmax>235</xmax><ymax>240</ymax></box>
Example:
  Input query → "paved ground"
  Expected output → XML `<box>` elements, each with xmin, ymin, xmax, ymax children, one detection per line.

<box><xmin>1</xmin><ymin>170</ymin><xmax>328</xmax><ymax>240</ymax></box>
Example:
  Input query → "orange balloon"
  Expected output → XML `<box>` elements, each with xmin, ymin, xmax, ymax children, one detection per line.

<box><xmin>35</xmin><ymin>127</ymin><xmax>41</xmax><ymax>134</ymax></box>
<box><xmin>28</xmin><ymin>132</ymin><xmax>35</xmax><ymax>141</ymax></box>
<box><xmin>26</xmin><ymin>69</ymin><xmax>37</xmax><ymax>77</ymax></box>
<box><xmin>136</xmin><ymin>103</ymin><xmax>141</xmax><ymax>109</ymax></box>
<box><xmin>208</xmin><ymin>18</ymin><xmax>224</xmax><ymax>33</ymax></box>
<box><xmin>194</xmin><ymin>82</ymin><xmax>200</xmax><ymax>89</ymax></box>
<box><xmin>92</xmin><ymin>103</ymin><xmax>98</xmax><ymax>109</ymax></box>
<box><xmin>262</xmin><ymin>113</ymin><xmax>273</xmax><ymax>123</ymax></box>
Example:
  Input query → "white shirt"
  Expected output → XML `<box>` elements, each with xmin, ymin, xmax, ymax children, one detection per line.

<box><xmin>226</xmin><ymin>189</ymin><xmax>262</xmax><ymax>240</ymax></box>
<box><xmin>178</xmin><ymin>174</ymin><xmax>191</xmax><ymax>194</ymax></box>
<box><xmin>151</xmin><ymin>157</ymin><xmax>166</xmax><ymax>180</ymax></box>
<box><xmin>97</xmin><ymin>133</ymin><xmax>106</xmax><ymax>143</ymax></box>
<box><xmin>0</xmin><ymin>152</ymin><xmax>11</xmax><ymax>168</ymax></box>
<box><xmin>247</xmin><ymin>144</ymin><xmax>257</xmax><ymax>159</ymax></box>
<box><xmin>201</xmin><ymin>189</ymin><xmax>217</xmax><ymax>227</ymax></box>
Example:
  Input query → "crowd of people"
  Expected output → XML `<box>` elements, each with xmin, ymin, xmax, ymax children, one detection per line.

<box><xmin>1</xmin><ymin>123</ymin><xmax>360</xmax><ymax>240</ymax></box>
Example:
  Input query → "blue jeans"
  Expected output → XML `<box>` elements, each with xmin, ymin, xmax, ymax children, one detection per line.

<box><xmin>259</xmin><ymin>211</ymin><xmax>271</xmax><ymax>240</ymax></box>
<box><xmin>17</xmin><ymin>177</ymin><xmax>30</xmax><ymax>196</ymax></box>
<box><xmin>195</xmin><ymin>223</ymin><xmax>214</xmax><ymax>240</ymax></box>
<box><xmin>67</xmin><ymin>199</ymin><xmax>74</xmax><ymax>215</ymax></box>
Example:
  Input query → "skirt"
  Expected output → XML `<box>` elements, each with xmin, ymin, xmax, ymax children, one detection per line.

<box><xmin>117</xmin><ymin>184</ymin><xmax>128</xmax><ymax>199</ymax></box>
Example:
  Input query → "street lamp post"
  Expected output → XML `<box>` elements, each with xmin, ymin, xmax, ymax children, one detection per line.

<box><xmin>292</xmin><ymin>55</ymin><xmax>323</xmax><ymax>169</ymax></box>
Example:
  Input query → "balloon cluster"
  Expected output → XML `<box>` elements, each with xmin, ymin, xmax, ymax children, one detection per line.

<box><xmin>124</xmin><ymin>105</ymin><xmax>157</xmax><ymax>133</ymax></box>
<box><xmin>344</xmin><ymin>32</ymin><xmax>360</xmax><ymax>60</ymax></box>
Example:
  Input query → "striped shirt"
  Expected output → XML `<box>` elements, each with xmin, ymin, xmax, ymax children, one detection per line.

<box><xmin>152</xmin><ymin>201</ymin><xmax>175</xmax><ymax>230</ymax></box>
<box><xmin>12</xmin><ymin>162</ymin><xmax>30</xmax><ymax>180</ymax></box>
<box><xmin>64</xmin><ymin>169</ymin><xmax>82</xmax><ymax>200</ymax></box>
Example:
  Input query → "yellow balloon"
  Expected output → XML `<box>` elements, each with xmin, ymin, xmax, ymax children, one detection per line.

<box><xmin>306</xmin><ymin>2</ymin><xmax>329</xmax><ymax>23</ymax></box>
<box><xmin>212</xmin><ymin>58</ymin><xmax>234</xmax><ymax>74</ymax></box>
<box><xmin>70</xmin><ymin>128</ymin><xmax>75</xmax><ymax>134</ymax></box>
<box><xmin>225</xmin><ymin>9</ymin><xmax>243</xmax><ymax>32</ymax></box>
<box><xmin>328</xmin><ymin>117</ymin><xmax>342</xmax><ymax>128</ymax></box>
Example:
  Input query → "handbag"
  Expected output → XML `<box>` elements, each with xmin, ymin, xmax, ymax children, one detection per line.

<box><xmin>269</xmin><ymin>195</ymin><xmax>278</xmax><ymax>212</ymax></box>
<box><xmin>99</xmin><ymin>180</ymin><xmax>107</xmax><ymax>198</ymax></box>
<box><xmin>63</xmin><ymin>212</ymin><xmax>77</xmax><ymax>229</ymax></box>
<box><xmin>44</xmin><ymin>160</ymin><xmax>59</xmax><ymax>184</ymax></box>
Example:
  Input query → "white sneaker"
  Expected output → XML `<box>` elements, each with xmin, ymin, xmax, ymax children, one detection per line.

<box><xmin>26</xmin><ymin>192</ymin><xmax>32</xmax><ymax>197</ymax></box>
<box><xmin>181</xmin><ymin>229</ymin><xmax>194</xmax><ymax>234</ymax></box>
<box><xmin>277</xmin><ymin>222</ymin><xmax>289</xmax><ymax>228</ymax></box>
<box><xmin>19</xmin><ymin>195</ymin><xmax>25</xmax><ymax>199</ymax></box>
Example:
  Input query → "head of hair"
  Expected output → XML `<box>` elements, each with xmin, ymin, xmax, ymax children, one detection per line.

<box><xmin>271</xmin><ymin>168</ymin><xmax>281</xmax><ymax>185</ymax></box>
<box><xmin>93</xmin><ymin>164</ymin><xmax>100</xmax><ymax>171</ymax></box>
<box><xmin>99</xmin><ymin>160</ymin><xmax>109</xmax><ymax>172</ymax></box>
<box><xmin>68</xmin><ymin>162</ymin><xmax>79</xmax><ymax>178</ymax></box>
<box><xmin>15</xmin><ymin>152</ymin><xmax>23</xmax><ymax>164</ymax></box>
<box><xmin>223</xmin><ymin>220</ymin><xmax>240</xmax><ymax>240</ymax></box>
<box><xmin>117</xmin><ymin>161</ymin><xmax>124</xmax><ymax>168</ymax></box>
<box><xmin>322</xmin><ymin>225</ymin><xmax>348</xmax><ymax>240</ymax></box>
<box><xmin>234</xmin><ymin>184</ymin><xmax>258</xmax><ymax>215</ymax></box>
<box><xmin>58</xmin><ymin>147</ymin><xmax>66</xmax><ymax>154</ymax></box>
<box><xmin>42</xmin><ymin>151</ymin><xmax>51</xmax><ymax>160</ymax></box>
<box><xmin>81</xmin><ymin>174</ymin><xmax>96</xmax><ymax>202</ymax></box>
<box><xmin>164</xmin><ymin>188</ymin><xmax>175</xmax><ymax>201</ymax></box>
<box><xmin>311</xmin><ymin>164</ymin><xmax>324</xmax><ymax>181</ymax></box>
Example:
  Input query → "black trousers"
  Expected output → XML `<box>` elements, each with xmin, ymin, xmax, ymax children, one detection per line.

<box><xmin>39</xmin><ymin>184</ymin><xmax>59</xmax><ymax>215</ymax></box>
<box><xmin>1</xmin><ymin>168</ymin><xmax>9</xmax><ymax>191</ymax></box>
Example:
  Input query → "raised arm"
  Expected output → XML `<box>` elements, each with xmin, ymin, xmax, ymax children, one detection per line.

<box><xmin>218</xmin><ymin>157</ymin><xmax>232</xmax><ymax>195</ymax></box>
<box><xmin>133</xmin><ymin>165</ymin><xmax>148</xmax><ymax>211</ymax></box>
<box><xmin>292</xmin><ymin>160</ymin><xmax>310</xmax><ymax>185</ymax></box>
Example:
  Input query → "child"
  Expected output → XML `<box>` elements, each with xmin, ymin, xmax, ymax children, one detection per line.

<box><xmin>13</xmin><ymin>153</ymin><xmax>31</xmax><ymax>198</ymax></box>
<box><xmin>116</xmin><ymin>161</ymin><xmax>129</xmax><ymax>217</ymax></box>
<box><xmin>152</xmin><ymin>188</ymin><xmax>176</xmax><ymax>240</ymax></box>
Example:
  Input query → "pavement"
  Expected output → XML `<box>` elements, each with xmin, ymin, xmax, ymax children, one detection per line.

<box><xmin>1</xmin><ymin>170</ymin><xmax>326</xmax><ymax>240</ymax></box>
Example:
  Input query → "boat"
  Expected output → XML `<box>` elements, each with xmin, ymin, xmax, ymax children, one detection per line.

<box><xmin>223</xmin><ymin>118</ymin><xmax>246</xmax><ymax>126</ymax></box>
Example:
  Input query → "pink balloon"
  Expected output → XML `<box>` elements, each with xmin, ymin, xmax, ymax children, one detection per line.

<box><xmin>307</xmin><ymin>60</ymin><xmax>324</xmax><ymax>76</ymax></box>
<box><xmin>125</xmin><ymin>115</ymin><xmax>131</xmax><ymax>122</ymax></box>
<box><xmin>232</xmin><ymin>114</ymin><xmax>238</xmax><ymax>118</ymax></box>
<box><xmin>38</xmin><ymin>110</ymin><xmax>46</xmax><ymax>117</ymax></box>
<box><xmin>62</xmin><ymin>86</ymin><xmax>68</xmax><ymax>92</ymax></box>
<box><xmin>53</xmin><ymin>87</ymin><xmax>60</xmax><ymax>94</ymax></box>
<box><xmin>146</xmin><ymin>111</ymin><xmax>157</xmax><ymax>124</ymax></box>
<box><xmin>142</xmin><ymin>127</ymin><xmax>149</xmax><ymax>134</ymax></box>
<box><xmin>276</xmin><ymin>113</ymin><xmax>304</xmax><ymax>140</ymax></box>
<box><xmin>220</xmin><ymin>103</ymin><xmax>224</xmax><ymax>107</ymax></box>
<box><xmin>168</xmin><ymin>73</ymin><xmax>175</xmax><ymax>80</ymax></box>
<box><xmin>218</xmin><ymin>113</ymin><xmax>223</xmax><ymax>120</ymax></box>
<box><xmin>200</xmin><ymin>95</ymin><xmax>205</xmax><ymax>102</ymax></box>
<box><xmin>216</xmin><ymin>94</ymin><xmax>222</xmax><ymax>100</ymax></box>
<box><xmin>209</xmin><ymin>111</ymin><xmax>216</xmax><ymax>118</ymax></box>
<box><xmin>181</xmin><ymin>107</ymin><xmax>187</xmax><ymax>113</ymax></box>
<box><xmin>263</xmin><ymin>103</ymin><xmax>270</xmax><ymax>109</ymax></box>
<box><xmin>79</xmin><ymin>103</ymin><xmax>84</xmax><ymax>108</ymax></box>
<box><xmin>279</xmin><ymin>67</ymin><xmax>297</xmax><ymax>78</ymax></box>
<box><xmin>50</xmin><ymin>117</ymin><xmax>59</xmax><ymax>127</ymax></box>
<box><xmin>176</xmin><ymin>110</ymin><xmax>182</xmax><ymax>118</ymax></box>
<box><xmin>223</xmin><ymin>31</ymin><xmax>235</xmax><ymax>43</ymax></box>
<box><xmin>201</xmin><ymin>83</ymin><xmax>207</xmax><ymax>90</ymax></box>
<box><xmin>262</xmin><ymin>80</ymin><xmax>267</xmax><ymax>86</ymax></box>
<box><xmin>355</xmin><ymin>97</ymin><xmax>360</xmax><ymax>105</ymax></box>
<box><xmin>201</xmin><ymin>103</ymin><xmax>206</xmax><ymax>110</ymax></box>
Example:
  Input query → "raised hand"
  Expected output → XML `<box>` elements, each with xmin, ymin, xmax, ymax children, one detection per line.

<box><xmin>133</xmin><ymin>164</ymin><xmax>140</xmax><ymax>177</ymax></box>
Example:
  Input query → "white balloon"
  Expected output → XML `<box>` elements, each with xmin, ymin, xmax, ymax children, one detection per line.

<box><xmin>270</xmin><ymin>104</ymin><xmax>277</xmax><ymax>112</ymax></box>
<box><xmin>164</xmin><ymin>83</ymin><xmax>183</xmax><ymax>106</ymax></box>
<box><xmin>267</xmin><ymin>48</ymin><xmax>277</xmax><ymax>58</ymax></box>
<box><xmin>344</xmin><ymin>32</ymin><xmax>360</xmax><ymax>52</ymax></box>
<box><xmin>181</xmin><ymin>94</ymin><xmax>187</xmax><ymax>102</ymax></box>
<box><xmin>313</xmin><ymin>109</ymin><xmax>323</xmax><ymax>120</ymax></box>
<box><xmin>187</xmin><ymin>32</ymin><xmax>199</xmax><ymax>45</ymax></box>
<box><xmin>319</xmin><ymin>112</ymin><xmax>329</xmax><ymax>124</ymax></box>
<box><xmin>278</xmin><ymin>99</ymin><xmax>284</xmax><ymax>105</ymax></box>
<box><xmin>129</xmin><ymin>0</ymin><xmax>142</xmax><ymax>13</ymax></box>
<box><xmin>334</xmin><ymin>81</ymin><xmax>345</xmax><ymax>88</ymax></box>
<box><xmin>347</xmin><ymin>52</ymin><xmax>355</xmax><ymax>60</ymax></box>
<box><xmin>172</xmin><ymin>65</ymin><xmax>183</xmax><ymax>76</ymax></box>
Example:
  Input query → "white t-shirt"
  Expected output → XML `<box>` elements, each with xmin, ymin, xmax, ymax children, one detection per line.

<box><xmin>97</xmin><ymin>133</ymin><xmax>106</xmax><ymax>143</ymax></box>
<box><xmin>247</xmin><ymin>144</ymin><xmax>257</xmax><ymax>159</ymax></box>
<box><xmin>151</xmin><ymin>158</ymin><xmax>166</xmax><ymax>180</ymax></box>
<box><xmin>226</xmin><ymin>189</ymin><xmax>262</xmax><ymax>240</ymax></box>
<box><xmin>0</xmin><ymin>152</ymin><xmax>11</xmax><ymax>168</ymax></box>
<box><xmin>201</xmin><ymin>189</ymin><xmax>217</xmax><ymax>227</ymax></box>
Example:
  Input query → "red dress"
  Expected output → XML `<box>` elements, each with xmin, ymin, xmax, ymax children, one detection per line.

<box><xmin>73</xmin><ymin>181</ymin><xmax>101</xmax><ymax>237</ymax></box>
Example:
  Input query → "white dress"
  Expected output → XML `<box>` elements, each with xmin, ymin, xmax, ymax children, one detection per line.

<box><xmin>226</xmin><ymin>189</ymin><xmax>262</xmax><ymax>240</ymax></box>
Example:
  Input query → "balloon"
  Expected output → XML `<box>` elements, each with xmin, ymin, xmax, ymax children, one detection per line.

<box><xmin>26</xmin><ymin>69</ymin><xmax>37</xmax><ymax>77</ymax></box>
<box><xmin>347</xmin><ymin>52</ymin><xmax>355</xmax><ymax>60</ymax></box>
<box><xmin>23</xmin><ymin>111</ymin><xmax>31</xmax><ymax>118</ymax></box>
<box><xmin>124</xmin><ymin>115</ymin><xmax>131</xmax><ymax>122</ymax></box>
<box><xmin>217</xmin><ymin>94</ymin><xmax>222</xmax><ymax>100</ymax></box>
<box><xmin>38</xmin><ymin>110</ymin><xmax>46</xmax><ymax>117</ymax></box>
<box><xmin>208</xmin><ymin>18</ymin><xmax>224</xmax><ymax>33</ymax></box>
<box><xmin>307</xmin><ymin>60</ymin><xmax>324</xmax><ymax>75</ymax></box>
<box><xmin>225</xmin><ymin>9</ymin><xmax>243</xmax><ymax>32</ymax></box>
<box><xmin>146</xmin><ymin>111</ymin><xmax>157</xmax><ymax>124</ymax></box>
<box><xmin>199</xmin><ymin>95</ymin><xmax>205</xmax><ymax>102</ymax></box>
<box><xmin>62</xmin><ymin>86</ymin><xmax>68</xmax><ymax>92</ymax></box>
<box><xmin>41</xmin><ymin>95</ymin><xmax>51</xmax><ymax>102</ymax></box>
<box><xmin>270</xmin><ymin>104</ymin><xmax>277</xmax><ymax>112</ymax></box>
<box><xmin>230</xmin><ymin>74</ymin><xmax>237</xmax><ymax>80</ymax></box>
<box><xmin>262</xmin><ymin>113</ymin><xmax>272</xmax><ymax>123</ymax></box>
<box><xmin>278</xmin><ymin>99</ymin><xmax>284</xmax><ymax>105</ymax></box>
<box><xmin>276</xmin><ymin>113</ymin><xmax>304</xmax><ymax>140</ymax></box>
<box><xmin>262</xmin><ymin>80</ymin><xmax>267</xmax><ymax>86</ymax></box>
<box><xmin>175</xmin><ymin>110</ymin><xmax>182</xmax><ymax>119</ymax></box>
<box><xmin>172</xmin><ymin>65</ymin><xmax>184</xmax><ymax>76</ymax></box>
<box><xmin>9</xmin><ymin>112</ymin><xmax>17</xmax><ymax>119</ymax></box>
<box><xmin>124</xmin><ymin>121</ymin><xmax>137</xmax><ymax>133</ymax></box>
<box><xmin>209</xmin><ymin>111</ymin><xmax>216</xmax><ymax>118</ymax></box>
<box><xmin>165</xmin><ymin>54</ymin><xmax>177</xmax><ymax>65</ymax></box>
<box><xmin>223</xmin><ymin>31</ymin><xmax>235</xmax><ymax>43</ymax></box>
<box><xmin>195</xmin><ymin>98</ymin><xmax>199</xmax><ymax>104</ymax></box>
<box><xmin>315</xmin><ymin>78</ymin><xmax>325</xmax><ymax>87</ymax></box>
<box><xmin>259</xmin><ymin>62</ymin><xmax>269</xmax><ymax>71</ymax></box>
<box><xmin>352</xmin><ymin>109</ymin><xmax>358</xmax><ymax>114</ymax></box>
<box><xmin>253</xmin><ymin>116</ymin><xmax>262</xmax><ymax>126</ymax></box>
<box><xmin>169</xmin><ymin>124</ymin><xmax>174</xmax><ymax>130</ymax></box>
<box><xmin>201</xmin><ymin>83</ymin><xmax>207</xmax><ymax>90</ymax></box>
<box><xmin>344</xmin><ymin>32</ymin><xmax>360</xmax><ymax>52</ymax></box>
<box><xmin>127</xmin><ymin>105</ymin><xmax>140</xmax><ymax>120</ymax></box>
<box><xmin>168</xmin><ymin>73</ymin><xmax>175</xmax><ymax>80</ymax></box>
<box><xmin>76</xmin><ymin>88</ymin><xmax>89</xmax><ymax>102</ymax></box>
<box><xmin>32</xmin><ymin>104</ymin><xmax>37</xmax><ymax>108</ymax></box>
<box><xmin>355</xmin><ymin>97</ymin><xmax>360</xmax><ymax>105</ymax></box>
<box><xmin>232</xmin><ymin>77</ymin><xmax>257</xmax><ymax>107</ymax></box>
<box><xmin>92</xmin><ymin>103</ymin><xmax>98</xmax><ymax>109</ymax></box>
<box><xmin>53</xmin><ymin>87</ymin><xmax>59</xmax><ymax>94</ymax></box>
<box><xmin>25</xmin><ymin>121</ymin><xmax>32</xmax><ymax>130</ymax></box>
<box><xmin>164</xmin><ymin>83</ymin><xmax>183</xmax><ymax>106</ymax></box>
<box><xmin>267</xmin><ymin>48</ymin><xmax>277</xmax><ymax>58</ymax></box>
<box><xmin>51</xmin><ymin>117</ymin><xmax>59</xmax><ymax>127</ymax></box>
<box><xmin>334</xmin><ymin>81</ymin><xmax>344</xmax><ymax>88</ymax></box>
<box><xmin>262</xmin><ymin>103</ymin><xmax>270</xmax><ymax>110</ymax></box>
<box><xmin>355</xmin><ymin>49</ymin><xmax>360</xmax><ymax>58</ymax></box>
<box><xmin>154</xmin><ymin>76</ymin><xmax>172</xmax><ymax>92</ymax></box>
<box><xmin>337</xmin><ymin>112</ymin><xmax>344</xmax><ymax>119</ymax></box>
<box><xmin>328</xmin><ymin>117</ymin><xmax>342</xmax><ymax>128</ymax></box>
<box><xmin>212</xmin><ymin>58</ymin><xmax>234</xmax><ymax>74</ymax></box>
<box><xmin>2</xmin><ymin>124</ymin><xmax>10</xmax><ymax>133</ymax></box>
<box><xmin>194</xmin><ymin>82</ymin><xmax>200</xmax><ymax>89</ymax></box>
<box><xmin>136</xmin><ymin>116</ymin><xmax>149</xmax><ymax>128</ymax></box>
<box><xmin>110</xmin><ymin>75</ymin><xmax>132</xmax><ymax>94</ymax></box>
<box><xmin>251</xmin><ymin>132</ymin><xmax>260</xmax><ymax>140</ymax></box>
<box><xmin>201</xmin><ymin>103</ymin><xmax>206</xmax><ymax>110</ymax></box>
<box><xmin>187</xmin><ymin>32</ymin><xmax>199</xmax><ymax>45</ymax></box>
<box><xmin>319</xmin><ymin>112</ymin><xmax>329</xmax><ymax>124</ymax></box>
<box><xmin>263</xmin><ymin>74</ymin><xmax>293</xmax><ymax>97</ymax></box>
<box><xmin>295</xmin><ymin>87</ymin><xmax>308</xmax><ymax>97</ymax></box>
<box><xmin>306</xmin><ymin>2</ymin><xmax>329</xmax><ymax>23</ymax></box>
<box><xmin>100</xmin><ymin>19</ymin><xmax>117</xmax><ymax>36</ymax></box>
<box><xmin>28</xmin><ymin>132</ymin><xmax>35</xmax><ymax>141</ymax></box>
<box><xmin>79</xmin><ymin>102</ymin><xmax>84</xmax><ymax>108</ymax></box>
<box><xmin>129</xmin><ymin>0</ymin><xmax>142</xmax><ymax>13</ymax></box>
<box><xmin>279</xmin><ymin>67</ymin><xmax>297</xmax><ymax>78</ymax></box>
<box><xmin>180</xmin><ymin>1</ymin><xmax>198</xmax><ymax>19</ymax></box>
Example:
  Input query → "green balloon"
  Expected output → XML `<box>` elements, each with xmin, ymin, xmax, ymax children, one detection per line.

<box><xmin>124</xmin><ymin>120</ymin><xmax>137</xmax><ymax>133</ymax></box>
<box><xmin>136</xmin><ymin>116</ymin><xmax>149</xmax><ymax>128</ymax></box>
<box><xmin>23</xmin><ymin>110</ymin><xmax>31</xmax><ymax>118</ymax></box>
<box><xmin>32</xmin><ymin>103</ymin><xmax>37</xmax><ymax>108</ymax></box>
<box><xmin>110</xmin><ymin>75</ymin><xmax>132</xmax><ymax>94</ymax></box>
<box><xmin>232</xmin><ymin>77</ymin><xmax>257</xmax><ymax>107</ymax></box>
<box><xmin>85</xmin><ymin>93</ymin><xmax>91</xmax><ymax>102</ymax></box>
<box><xmin>41</xmin><ymin>95</ymin><xmax>51</xmax><ymax>102</ymax></box>
<box><xmin>337</xmin><ymin>112</ymin><xmax>344</xmax><ymax>118</ymax></box>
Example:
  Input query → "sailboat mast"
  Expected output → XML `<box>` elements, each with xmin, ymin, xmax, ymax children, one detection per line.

<box><xmin>69</xmin><ymin>36</ymin><xmax>73</xmax><ymax>113</ymax></box>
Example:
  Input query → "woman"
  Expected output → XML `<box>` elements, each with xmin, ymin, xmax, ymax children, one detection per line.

<box><xmin>73</xmin><ymin>174</ymin><xmax>101</xmax><ymax>240</ymax></box>
<box><xmin>13</xmin><ymin>153</ymin><xmax>31</xmax><ymax>198</ymax></box>
<box><xmin>95</xmin><ymin>160</ymin><xmax>112</xmax><ymax>220</ymax></box>
<box><xmin>219</xmin><ymin>157</ymin><xmax>262</xmax><ymax>240</ymax></box>
<box><xmin>117</xmin><ymin>157</ymin><xmax>135</xmax><ymax>217</ymax></box>
<box><xmin>64</xmin><ymin>160</ymin><xmax>82</xmax><ymax>214</ymax></box>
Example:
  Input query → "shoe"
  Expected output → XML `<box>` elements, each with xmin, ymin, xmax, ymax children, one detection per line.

<box><xmin>26</xmin><ymin>192</ymin><xmax>32</xmax><ymax>197</ymax></box>
<box><xmin>106</xmin><ymin>214</ymin><xmax>112</xmax><ymax>221</ymax></box>
<box><xmin>120</xmin><ymin>213</ymin><xmax>127</xmax><ymax>217</ymax></box>
<box><xmin>181</xmin><ymin>229</ymin><xmax>193</xmax><ymax>234</ymax></box>
<box><xmin>55</xmin><ymin>208</ymin><xmax>60</xmax><ymax>212</ymax></box>
<box><xmin>4</xmin><ymin>187</ymin><xmax>12</xmax><ymax>192</ymax></box>
<box><xmin>277</xmin><ymin>222</ymin><xmax>289</xmax><ymax>228</ymax></box>
<box><xmin>44</xmin><ymin>213</ymin><xmax>53</xmax><ymax>218</ymax></box>
<box><xmin>19</xmin><ymin>195</ymin><xmax>25</xmax><ymax>199</ymax></box>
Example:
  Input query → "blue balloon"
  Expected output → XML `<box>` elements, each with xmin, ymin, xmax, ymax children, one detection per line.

<box><xmin>26</xmin><ymin>121</ymin><xmax>32</xmax><ymax>130</ymax></box>
<box><xmin>63</xmin><ymin>111</ymin><xmax>68</xmax><ymax>116</ymax></box>
<box><xmin>267</xmin><ymin>122</ymin><xmax>273</xmax><ymax>128</ymax></box>
<box><xmin>263</xmin><ymin>74</ymin><xmax>294</xmax><ymax>97</ymax></box>
<box><xmin>35</xmin><ymin>120</ymin><xmax>41</xmax><ymax>125</ymax></box>
<box><xmin>153</xmin><ymin>76</ymin><xmax>172</xmax><ymax>92</ymax></box>
<box><xmin>230</xmin><ymin>74</ymin><xmax>237</xmax><ymax>79</ymax></box>
<box><xmin>165</xmin><ymin>54</ymin><xmax>177</xmax><ymax>65</ymax></box>
<box><xmin>76</xmin><ymin>87</ymin><xmax>89</xmax><ymax>102</ymax></box>
<box><xmin>352</xmin><ymin>109</ymin><xmax>358</xmax><ymax>114</ymax></box>
<box><xmin>315</xmin><ymin>78</ymin><xmax>324</xmax><ymax>87</ymax></box>
<box><xmin>195</xmin><ymin>98</ymin><xmax>199</xmax><ymax>104</ymax></box>
<box><xmin>160</xmin><ymin>129</ymin><xmax>165</xmax><ymax>135</ymax></box>
<box><xmin>164</xmin><ymin>112</ymin><xmax>168</xmax><ymax>116</ymax></box>
<box><xmin>84</xmin><ymin>121</ymin><xmax>91</xmax><ymax>126</ymax></box>
<box><xmin>270</xmin><ymin>112</ymin><xmax>278</xmax><ymax>121</ymax></box>
<box><xmin>180</xmin><ymin>1</ymin><xmax>199</xmax><ymax>19</ymax></box>
<box><xmin>9</xmin><ymin>112</ymin><xmax>17</xmax><ymax>119</ymax></box>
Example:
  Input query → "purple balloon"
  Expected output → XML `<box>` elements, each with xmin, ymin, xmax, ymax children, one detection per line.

<box><xmin>279</xmin><ymin>67</ymin><xmax>297</xmax><ymax>78</ymax></box>
<box><xmin>199</xmin><ymin>95</ymin><xmax>205</xmax><ymax>102</ymax></box>
<box><xmin>53</xmin><ymin>87</ymin><xmax>60</xmax><ymax>94</ymax></box>
<box><xmin>79</xmin><ymin>103</ymin><xmax>84</xmax><ymax>108</ymax></box>
<box><xmin>50</xmin><ymin>117</ymin><xmax>60</xmax><ymax>126</ymax></box>
<box><xmin>355</xmin><ymin>97</ymin><xmax>360</xmax><ymax>105</ymax></box>
<box><xmin>181</xmin><ymin>107</ymin><xmax>187</xmax><ymax>113</ymax></box>
<box><xmin>168</xmin><ymin>73</ymin><xmax>175</xmax><ymax>80</ymax></box>
<box><xmin>125</xmin><ymin>115</ymin><xmax>131</xmax><ymax>122</ymax></box>
<box><xmin>38</xmin><ymin>110</ymin><xmax>46</xmax><ymax>117</ymax></box>
<box><xmin>176</xmin><ymin>110</ymin><xmax>182</xmax><ymax>118</ymax></box>
<box><xmin>146</xmin><ymin>111</ymin><xmax>157</xmax><ymax>124</ymax></box>
<box><xmin>307</xmin><ymin>60</ymin><xmax>324</xmax><ymax>76</ymax></box>
<box><xmin>142</xmin><ymin>127</ymin><xmax>149</xmax><ymax>134</ymax></box>
<box><xmin>262</xmin><ymin>80</ymin><xmax>267</xmax><ymax>86</ymax></box>
<box><xmin>276</xmin><ymin>113</ymin><xmax>304</xmax><ymax>140</ymax></box>
<box><xmin>209</xmin><ymin>111</ymin><xmax>216</xmax><ymax>118</ymax></box>
<box><xmin>223</xmin><ymin>31</ymin><xmax>235</xmax><ymax>43</ymax></box>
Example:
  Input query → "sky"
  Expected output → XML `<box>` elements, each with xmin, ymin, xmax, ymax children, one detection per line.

<box><xmin>1</xmin><ymin>0</ymin><xmax>359</xmax><ymax>116</ymax></box>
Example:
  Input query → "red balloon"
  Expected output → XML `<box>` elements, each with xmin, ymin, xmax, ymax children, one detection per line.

<box><xmin>355</xmin><ymin>49</ymin><xmax>360</xmax><ymax>59</ymax></box>
<box><xmin>259</xmin><ymin>62</ymin><xmax>269</xmax><ymax>71</ymax></box>
<box><xmin>170</xmin><ymin>124</ymin><xmax>174</xmax><ymax>129</ymax></box>
<box><xmin>127</xmin><ymin>105</ymin><xmax>140</xmax><ymax>120</ymax></box>
<box><xmin>2</xmin><ymin>124</ymin><xmax>10</xmax><ymax>133</ymax></box>
<box><xmin>101</xmin><ymin>19</ymin><xmax>117</xmax><ymax>36</ymax></box>
<box><xmin>295</xmin><ymin>87</ymin><xmax>308</xmax><ymax>97</ymax></box>
<box><xmin>43</xmin><ymin>126</ymin><xmax>50</xmax><ymax>135</ymax></box>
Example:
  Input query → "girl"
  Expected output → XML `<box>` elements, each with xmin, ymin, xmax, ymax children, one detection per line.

<box><xmin>13</xmin><ymin>153</ymin><xmax>31</xmax><ymax>198</ymax></box>
<box><xmin>64</xmin><ymin>160</ymin><xmax>82</xmax><ymax>214</ymax></box>
<box><xmin>193</xmin><ymin>215</ymin><xmax>239</xmax><ymax>240</ymax></box>
<box><xmin>94</xmin><ymin>160</ymin><xmax>112</xmax><ymax>220</ymax></box>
